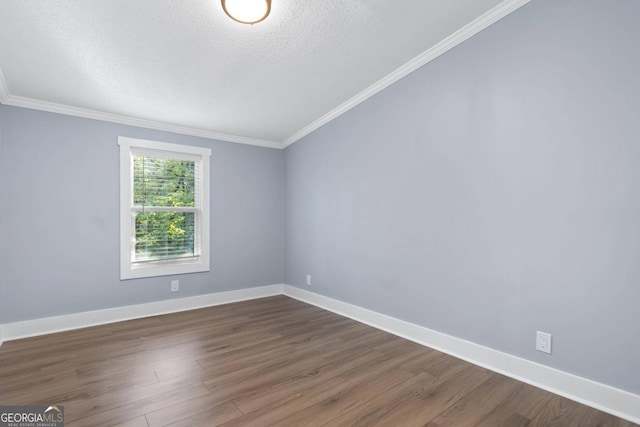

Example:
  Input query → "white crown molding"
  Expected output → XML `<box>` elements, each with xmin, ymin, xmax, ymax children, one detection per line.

<box><xmin>282</xmin><ymin>285</ymin><xmax>640</xmax><ymax>425</ymax></box>
<box><xmin>0</xmin><ymin>284</ymin><xmax>283</xmax><ymax>342</ymax></box>
<box><xmin>282</xmin><ymin>0</ymin><xmax>530</xmax><ymax>147</ymax></box>
<box><xmin>0</xmin><ymin>67</ymin><xmax>9</xmax><ymax>104</ymax></box>
<box><xmin>5</xmin><ymin>94</ymin><xmax>284</xmax><ymax>149</ymax></box>
<box><xmin>0</xmin><ymin>77</ymin><xmax>283</xmax><ymax>149</ymax></box>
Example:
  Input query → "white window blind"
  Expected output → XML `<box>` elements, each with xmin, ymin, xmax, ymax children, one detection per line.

<box><xmin>132</xmin><ymin>151</ymin><xmax>200</xmax><ymax>263</ymax></box>
<box><xmin>119</xmin><ymin>137</ymin><xmax>211</xmax><ymax>280</ymax></box>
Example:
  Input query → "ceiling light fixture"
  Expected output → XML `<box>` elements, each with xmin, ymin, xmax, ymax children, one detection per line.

<box><xmin>221</xmin><ymin>0</ymin><xmax>271</xmax><ymax>25</ymax></box>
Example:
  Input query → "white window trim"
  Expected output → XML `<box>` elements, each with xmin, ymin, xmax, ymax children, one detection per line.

<box><xmin>118</xmin><ymin>136</ymin><xmax>211</xmax><ymax>280</ymax></box>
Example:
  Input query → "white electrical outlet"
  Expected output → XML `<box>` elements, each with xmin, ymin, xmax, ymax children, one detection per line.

<box><xmin>536</xmin><ymin>331</ymin><xmax>552</xmax><ymax>354</ymax></box>
<box><xmin>171</xmin><ymin>280</ymin><xmax>180</xmax><ymax>292</ymax></box>
<box><xmin>306</xmin><ymin>275</ymin><xmax>312</xmax><ymax>286</ymax></box>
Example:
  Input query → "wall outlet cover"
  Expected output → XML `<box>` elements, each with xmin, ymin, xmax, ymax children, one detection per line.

<box><xmin>536</xmin><ymin>331</ymin><xmax>552</xmax><ymax>354</ymax></box>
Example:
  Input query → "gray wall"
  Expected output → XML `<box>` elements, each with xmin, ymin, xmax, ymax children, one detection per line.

<box><xmin>0</xmin><ymin>105</ymin><xmax>4</xmax><ymax>320</ymax></box>
<box><xmin>0</xmin><ymin>105</ymin><xmax>284</xmax><ymax>323</ymax></box>
<box><xmin>284</xmin><ymin>0</ymin><xmax>640</xmax><ymax>394</ymax></box>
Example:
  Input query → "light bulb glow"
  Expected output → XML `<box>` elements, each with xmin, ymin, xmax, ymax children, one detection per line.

<box><xmin>222</xmin><ymin>0</ymin><xmax>271</xmax><ymax>24</ymax></box>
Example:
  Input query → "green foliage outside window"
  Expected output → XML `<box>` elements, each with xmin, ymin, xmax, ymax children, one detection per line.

<box><xmin>133</xmin><ymin>156</ymin><xmax>197</xmax><ymax>261</ymax></box>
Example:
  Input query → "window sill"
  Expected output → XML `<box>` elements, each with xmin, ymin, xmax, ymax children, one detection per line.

<box><xmin>120</xmin><ymin>259</ymin><xmax>210</xmax><ymax>280</ymax></box>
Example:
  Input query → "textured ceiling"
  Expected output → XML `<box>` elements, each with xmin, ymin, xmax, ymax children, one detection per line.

<box><xmin>0</xmin><ymin>0</ymin><xmax>523</xmax><ymax>147</ymax></box>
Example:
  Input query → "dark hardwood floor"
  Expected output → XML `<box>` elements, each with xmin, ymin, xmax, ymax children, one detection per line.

<box><xmin>0</xmin><ymin>296</ymin><xmax>635</xmax><ymax>426</ymax></box>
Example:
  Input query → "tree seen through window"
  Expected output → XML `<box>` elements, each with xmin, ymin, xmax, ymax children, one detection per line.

<box><xmin>133</xmin><ymin>156</ymin><xmax>197</xmax><ymax>262</ymax></box>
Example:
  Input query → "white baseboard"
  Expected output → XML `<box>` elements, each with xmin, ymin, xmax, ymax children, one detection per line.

<box><xmin>281</xmin><ymin>285</ymin><xmax>640</xmax><ymax>424</ymax></box>
<box><xmin>1</xmin><ymin>283</ymin><xmax>637</xmax><ymax>424</ymax></box>
<box><xmin>0</xmin><ymin>284</ymin><xmax>284</xmax><ymax>343</ymax></box>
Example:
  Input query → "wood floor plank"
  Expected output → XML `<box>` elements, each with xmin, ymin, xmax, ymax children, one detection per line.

<box><xmin>424</xmin><ymin>374</ymin><xmax>523</xmax><ymax>427</ymax></box>
<box><xmin>372</xmin><ymin>337</ymin><xmax>427</xmax><ymax>356</ymax></box>
<box><xmin>331</xmin><ymin>364</ymin><xmax>492</xmax><ymax>427</ymax></box>
<box><xmin>579</xmin><ymin>408</ymin><xmax>637</xmax><ymax>427</ymax></box>
<box><xmin>475</xmin><ymin>382</ymin><xmax>554</xmax><ymax>427</ymax></box>
<box><xmin>199</xmin><ymin>337</ymin><xmax>346</xmax><ymax>386</ymax></box>
<box><xmin>66</xmin><ymin>381</ymin><xmax>211</xmax><ymax>426</ymax></box>
<box><xmin>64</xmin><ymin>376</ymin><xmax>208</xmax><ymax>423</ymax></box>
<box><xmin>395</xmin><ymin>348</ymin><xmax>445</xmax><ymax>374</ymax></box>
<box><xmin>0</xmin><ymin>296</ymin><xmax>635</xmax><ymax>427</ymax></box>
<box><xmin>324</xmin><ymin>372</ymin><xmax>440</xmax><ymax>426</ymax></box>
<box><xmin>421</xmin><ymin>352</ymin><xmax>472</xmax><ymax>380</ymax></box>
<box><xmin>232</xmin><ymin>350</ymin><xmax>389</xmax><ymax>414</ymax></box>
<box><xmin>153</xmin><ymin>359</ymin><xmax>203</xmax><ymax>380</ymax></box>
<box><xmin>275</xmin><ymin>368</ymin><xmax>414</xmax><ymax>426</ymax></box>
<box><xmin>118</xmin><ymin>416</ymin><xmax>151</xmax><ymax>427</ymax></box>
<box><xmin>321</xmin><ymin>330</ymin><xmax>399</xmax><ymax>362</ymax></box>
<box><xmin>145</xmin><ymin>399</ymin><xmax>241</xmax><ymax>427</ymax></box>
<box><xmin>204</xmin><ymin>355</ymin><xmax>332</xmax><ymax>401</ymax></box>
<box><xmin>195</xmin><ymin>322</ymin><xmax>365</xmax><ymax>370</ymax></box>
<box><xmin>217</xmin><ymin>376</ymin><xmax>352</xmax><ymax>427</ymax></box>
<box><xmin>339</xmin><ymin>346</ymin><xmax>427</xmax><ymax>385</ymax></box>
<box><xmin>528</xmin><ymin>395</ymin><xmax>594</xmax><ymax>427</ymax></box>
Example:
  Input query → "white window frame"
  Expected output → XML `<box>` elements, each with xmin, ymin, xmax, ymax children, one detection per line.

<box><xmin>119</xmin><ymin>136</ymin><xmax>211</xmax><ymax>280</ymax></box>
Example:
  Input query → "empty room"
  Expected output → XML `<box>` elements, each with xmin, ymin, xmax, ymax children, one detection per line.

<box><xmin>0</xmin><ymin>0</ymin><xmax>638</xmax><ymax>426</ymax></box>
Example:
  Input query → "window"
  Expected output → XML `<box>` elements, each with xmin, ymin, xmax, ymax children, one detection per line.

<box><xmin>119</xmin><ymin>137</ymin><xmax>211</xmax><ymax>279</ymax></box>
